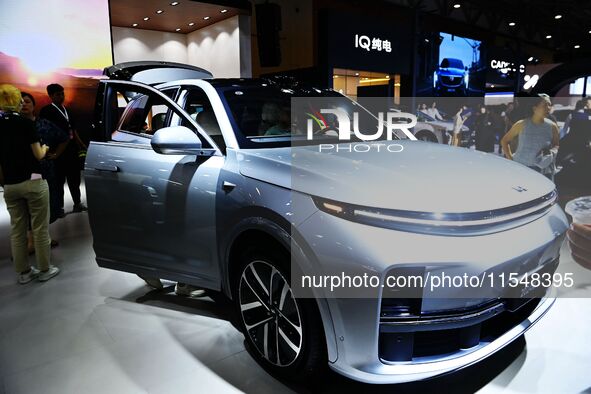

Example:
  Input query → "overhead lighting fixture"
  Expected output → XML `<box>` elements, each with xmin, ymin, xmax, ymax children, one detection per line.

<box><xmin>528</xmin><ymin>56</ymin><xmax>534</xmax><ymax>61</ymax></box>
<box><xmin>508</xmin><ymin>22</ymin><xmax>516</xmax><ymax>26</ymax></box>
<box><xmin>546</xmin><ymin>34</ymin><xmax>552</xmax><ymax>39</ymax></box>
<box><xmin>453</xmin><ymin>3</ymin><xmax>461</xmax><ymax>8</ymax></box>
<box><xmin>354</xmin><ymin>72</ymin><xmax>359</xmax><ymax>76</ymax></box>
<box><xmin>143</xmin><ymin>17</ymin><xmax>149</xmax><ymax>21</ymax></box>
<box><xmin>203</xmin><ymin>16</ymin><xmax>210</xmax><ymax>20</ymax></box>
<box><xmin>220</xmin><ymin>9</ymin><xmax>228</xmax><ymax>13</ymax></box>
<box><xmin>574</xmin><ymin>44</ymin><xmax>581</xmax><ymax>49</ymax></box>
<box><xmin>176</xmin><ymin>28</ymin><xmax>181</xmax><ymax>31</ymax></box>
<box><xmin>589</xmin><ymin>30</ymin><xmax>591</xmax><ymax>34</ymax></box>
<box><xmin>132</xmin><ymin>23</ymin><xmax>138</xmax><ymax>27</ymax></box>
<box><xmin>156</xmin><ymin>10</ymin><xmax>163</xmax><ymax>14</ymax></box>
<box><xmin>188</xmin><ymin>22</ymin><xmax>195</xmax><ymax>26</ymax></box>
<box><xmin>170</xmin><ymin>1</ymin><xmax>179</xmax><ymax>5</ymax></box>
<box><xmin>554</xmin><ymin>14</ymin><xmax>562</xmax><ymax>19</ymax></box>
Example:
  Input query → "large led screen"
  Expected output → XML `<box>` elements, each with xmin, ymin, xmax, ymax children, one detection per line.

<box><xmin>417</xmin><ymin>32</ymin><xmax>485</xmax><ymax>97</ymax></box>
<box><xmin>0</xmin><ymin>0</ymin><xmax>112</xmax><ymax>139</ymax></box>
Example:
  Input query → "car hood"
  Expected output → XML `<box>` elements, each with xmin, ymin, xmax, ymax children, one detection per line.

<box><xmin>438</xmin><ymin>68</ymin><xmax>464</xmax><ymax>77</ymax></box>
<box><xmin>237</xmin><ymin>141</ymin><xmax>555</xmax><ymax>213</ymax></box>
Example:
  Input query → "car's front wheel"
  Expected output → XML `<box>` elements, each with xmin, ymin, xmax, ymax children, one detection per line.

<box><xmin>234</xmin><ymin>247</ymin><xmax>326</xmax><ymax>380</ymax></box>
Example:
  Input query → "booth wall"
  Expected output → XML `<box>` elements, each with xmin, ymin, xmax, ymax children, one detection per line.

<box><xmin>112</xmin><ymin>16</ymin><xmax>249</xmax><ymax>78</ymax></box>
<box><xmin>187</xmin><ymin>16</ymin><xmax>246</xmax><ymax>78</ymax></box>
<box><xmin>112</xmin><ymin>27</ymin><xmax>188</xmax><ymax>64</ymax></box>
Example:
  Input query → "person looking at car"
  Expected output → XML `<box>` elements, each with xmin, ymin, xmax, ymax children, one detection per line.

<box><xmin>0</xmin><ymin>84</ymin><xmax>60</xmax><ymax>283</ymax></box>
<box><xmin>265</xmin><ymin>105</ymin><xmax>291</xmax><ymax>135</ymax></box>
<box><xmin>426</xmin><ymin>101</ymin><xmax>444</xmax><ymax>121</ymax></box>
<box><xmin>501</xmin><ymin>94</ymin><xmax>559</xmax><ymax>178</ymax></box>
<box><xmin>559</xmin><ymin>99</ymin><xmax>585</xmax><ymax>139</ymax></box>
<box><xmin>21</xmin><ymin>92</ymin><xmax>69</xmax><ymax>226</ymax></box>
<box><xmin>39</xmin><ymin>83</ymin><xmax>87</xmax><ymax>216</ymax></box>
<box><xmin>418</xmin><ymin>103</ymin><xmax>429</xmax><ymax>116</ymax></box>
<box><xmin>474</xmin><ymin>105</ymin><xmax>502</xmax><ymax>153</ymax></box>
<box><xmin>451</xmin><ymin>106</ymin><xmax>466</xmax><ymax>147</ymax></box>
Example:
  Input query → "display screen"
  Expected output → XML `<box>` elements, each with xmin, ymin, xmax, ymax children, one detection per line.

<box><xmin>0</xmin><ymin>0</ymin><xmax>112</xmax><ymax>138</ymax></box>
<box><xmin>417</xmin><ymin>32</ymin><xmax>485</xmax><ymax>97</ymax></box>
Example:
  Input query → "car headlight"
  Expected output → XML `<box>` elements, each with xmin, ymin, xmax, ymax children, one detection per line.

<box><xmin>312</xmin><ymin>191</ymin><xmax>557</xmax><ymax>235</ymax></box>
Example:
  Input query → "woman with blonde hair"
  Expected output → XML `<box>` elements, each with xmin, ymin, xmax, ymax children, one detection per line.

<box><xmin>0</xmin><ymin>84</ymin><xmax>59</xmax><ymax>283</ymax></box>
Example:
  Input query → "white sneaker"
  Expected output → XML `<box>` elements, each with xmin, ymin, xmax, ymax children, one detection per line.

<box><xmin>175</xmin><ymin>283</ymin><xmax>205</xmax><ymax>297</ymax></box>
<box><xmin>18</xmin><ymin>266</ymin><xmax>40</xmax><ymax>284</ymax></box>
<box><xmin>38</xmin><ymin>266</ymin><xmax>60</xmax><ymax>282</ymax></box>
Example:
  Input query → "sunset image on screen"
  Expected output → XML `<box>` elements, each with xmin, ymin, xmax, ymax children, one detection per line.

<box><xmin>0</xmin><ymin>0</ymin><xmax>112</xmax><ymax>137</ymax></box>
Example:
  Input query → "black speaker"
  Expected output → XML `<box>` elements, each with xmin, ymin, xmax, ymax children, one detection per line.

<box><xmin>256</xmin><ymin>3</ymin><xmax>282</xmax><ymax>67</ymax></box>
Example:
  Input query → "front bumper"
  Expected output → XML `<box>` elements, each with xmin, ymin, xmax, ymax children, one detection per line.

<box><xmin>294</xmin><ymin>201</ymin><xmax>567</xmax><ymax>383</ymax></box>
<box><xmin>329</xmin><ymin>294</ymin><xmax>554</xmax><ymax>384</ymax></box>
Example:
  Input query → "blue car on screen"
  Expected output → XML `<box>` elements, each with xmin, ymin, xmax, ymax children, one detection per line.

<box><xmin>434</xmin><ymin>57</ymin><xmax>469</xmax><ymax>95</ymax></box>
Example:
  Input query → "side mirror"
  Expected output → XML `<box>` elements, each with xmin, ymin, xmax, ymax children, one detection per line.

<box><xmin>151</xmin><ymin>126</ymin><xmax>203</xmax><ymax>155</ymax></box>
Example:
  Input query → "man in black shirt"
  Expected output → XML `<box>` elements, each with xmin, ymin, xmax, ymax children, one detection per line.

<box><xmin>39</xmin><ymin>83</ymin><xmax>87</xmax><ymax>215</ymax></box>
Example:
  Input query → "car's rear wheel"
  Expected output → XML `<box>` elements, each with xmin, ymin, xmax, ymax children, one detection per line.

<box><xmin>415</xmin><ymin>130</ymin><xmax>439</xmax><ymax>143</ymax></box>
<box><xmin>234</xmin><ymin>246</ymin><xmax>326</xmax><ymax>380</ymax></box>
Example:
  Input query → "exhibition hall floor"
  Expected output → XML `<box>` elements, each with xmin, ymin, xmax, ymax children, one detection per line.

<box><xmin>0</xmin><ymin>187</ymin><xmax>590</xmax><ymax>394</ymax></box>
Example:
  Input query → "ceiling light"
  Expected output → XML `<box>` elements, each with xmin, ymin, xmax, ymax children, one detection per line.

<box><xmin>574</xmin><ymin>44</ymin><xmax>580</xmax><ymax>49</ymax></box>
<box><xmin>554</xmin><ymin>14</ymin><xmax>562</xmax><ymax>19</ymax></box>
<box><xmin>546</xmin><ymin>35</ymin><xmax>552</xmax><ymax>39</ymax></box>
<box><xmin>528</xmin><ymin>56</ymin><xmax>534</xmax><ymax>61</ymax></box>
<box><xmin>453</xmin><ymin>3</ymin><xmax>461</xmax><ymax>8</ymax></box>
<box><xmin>203</xmin><ymin>16</ymin><xmax>210</xmax><ymax>20</ymax></box>
<box><xmin>132</xmin><ymin>23</ymin><xmax>138</xmax><ymax>27</ymax></box>
<box><xmin>188</xmin><ymin>22</ymin><xmax>195</xmax><ymax>26</ymax></box>
<box><xmin>143</xmin><ymin>17</ymin><xmax>149</xmax><ymax>21</ymax></box>
<box><xmin>508</xmin><ymin>22</ymin><xmax>516</xmax><ymax>26</ymax></box>
<box><xmin>589</xmin><ymin>30</ymin><xmax>591</xmax><ymax>34</ymax></box>
<box><xmin>156</xmin><ymin>10</ymin><xmax>163</xmax><ymax>14</ymax></box>
<box><xmin>354</xmin><ymin>72</ymin><xmax>359</xmax><ymax>76</ymax></box>
<box><xmin>220</xmin><ymin>9</ymin><xmax>228</xmax><ymax>13</ymax></box>
<box><xmin>176</xmin><ymin>28</ymin><xmax>181</xmax><ymax>31</ymax></box>
<box><xmin>170</xmin><ymin>1</ymin><xmax>179</xmax><ymax>5</ymax></box>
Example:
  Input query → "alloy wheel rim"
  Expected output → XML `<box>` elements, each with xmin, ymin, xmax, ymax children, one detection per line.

<box><xmin>239</xmin><ymin>260</ymin><xmax>303</xmax><ymax>367</ymax></box>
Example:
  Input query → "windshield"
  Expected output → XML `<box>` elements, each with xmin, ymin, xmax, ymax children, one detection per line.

<box><xmin>440</xmin><ymin>58</ymin><xmax>464</xmax><ymax>69</ymax></box>
<box><xmin>218</xmin><ymin>84</ymin><xmax>395</xmax><ymax>148</ymax></box>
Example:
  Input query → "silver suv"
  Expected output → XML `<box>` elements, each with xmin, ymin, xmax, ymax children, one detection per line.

<box><xmin>86</xmin><ymin>62</ymin><xmax>568</xmax><ymax>384</ymax></box>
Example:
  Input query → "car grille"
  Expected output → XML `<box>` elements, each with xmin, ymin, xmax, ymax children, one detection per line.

<box><xmin>441</xmin><ymin>76</ymin><xmax>463</xmax><ymax>87</ymax></box>
<box><xmin>379</xmin><ymin>298</ymin><xmax>540</xmax><ymax>362</ymax></box>
<box><xmin>377</xmin><ymin>257</ymin><xmax>558</xmax><ymax>363</ymax></box>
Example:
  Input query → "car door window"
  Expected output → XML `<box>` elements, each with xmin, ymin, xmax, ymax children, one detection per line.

<box><xmin>181</xmin><ymin>87</ymin><xmax>226</xmax><ymax>152</ymax></box>
<box><xmin>105</xmin><ymin>84</ymin><xmax>214</xmax><ymax>150</ymax></box>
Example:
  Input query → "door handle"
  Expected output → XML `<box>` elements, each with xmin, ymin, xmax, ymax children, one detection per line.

<box><xmin>94</xmin><ymin>163</ymin><xmax>119</xmax><ymax>172</ymax></box>
<box><xmin>222</xmin><ymin>181</ymin><xmax>236</xmax><ymax>192</ymax></box>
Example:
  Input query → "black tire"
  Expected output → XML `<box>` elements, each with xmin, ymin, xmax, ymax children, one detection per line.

<box><xmin>233</xmin><ymin>245</ymin><xmax>327</xmax><ymax>381</ymax></box>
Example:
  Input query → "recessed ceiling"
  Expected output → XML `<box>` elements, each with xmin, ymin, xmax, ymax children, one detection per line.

<box><xmin>109</xmin><ymin>0</ymin><xmax>249</xmax><ymax>34</ymax></box>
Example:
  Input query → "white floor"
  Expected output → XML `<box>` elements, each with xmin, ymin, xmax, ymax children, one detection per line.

<box><xmin>0</xmin><ymin>187</ymin><xmax>590</xmax><ymax>394</ymax></box>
